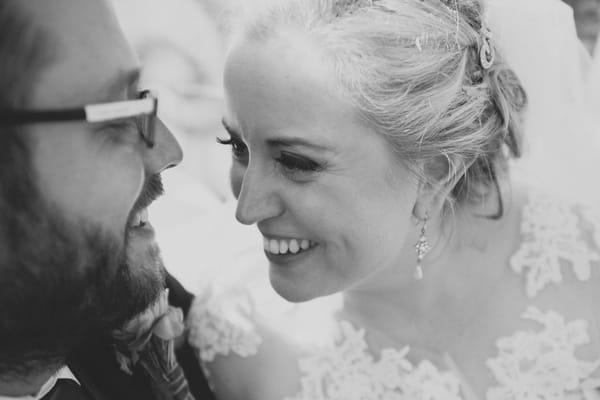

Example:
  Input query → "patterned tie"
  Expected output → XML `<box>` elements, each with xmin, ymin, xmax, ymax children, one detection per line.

<box><xmin>41</xmin><ymin>379</ymin><xmax>90</xmax><ymax>400</ymax></box>
<box><xmin>137</xmin><ymin>333</ymin><xmax>196</xmax><ymax>400</ymax></box>
<box><xmin>113</xmin><ymin>290</ymin><xmax>196</xmax><ymax>400</ymax></box>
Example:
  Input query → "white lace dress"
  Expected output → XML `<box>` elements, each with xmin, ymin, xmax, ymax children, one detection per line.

<box><xmin>186</xmin><ymin>193</ymin><xmax>600</xmax><ymax>400</ymax></box>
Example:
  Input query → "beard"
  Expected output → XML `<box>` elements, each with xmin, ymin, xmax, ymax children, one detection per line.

<box><xmin>0</xmin><ymin>176</ymin><xmax>166</xmax><ymax>379</ymax></box>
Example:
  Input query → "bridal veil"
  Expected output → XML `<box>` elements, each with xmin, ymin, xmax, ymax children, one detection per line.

<box><xmin>487</xmin><ymin>0</ymin><xmax>600</xmax><ymax>201</ymax></box>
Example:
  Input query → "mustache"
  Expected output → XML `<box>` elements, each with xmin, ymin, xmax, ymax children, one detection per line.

<box><xmin>130</xmin><ymin>174</ymin><xmax>164</xmax><ymax>217</ymax></box>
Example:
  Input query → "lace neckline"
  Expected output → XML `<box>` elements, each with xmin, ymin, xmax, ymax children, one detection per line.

<box><xmin>510</xmin><ymin>192</ymin><xmax>600</xmax><ymax>298</ymax></box>
<box><xmin>286</xmin><ymin>307</ymin><xmax>600</xmax><ymax>400</ymax></box>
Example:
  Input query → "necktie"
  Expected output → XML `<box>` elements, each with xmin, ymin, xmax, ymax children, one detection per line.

<box><xmin>41</xmin><ymin>380</ymin><xmax>90</xmax><ymax>400</ymax></box>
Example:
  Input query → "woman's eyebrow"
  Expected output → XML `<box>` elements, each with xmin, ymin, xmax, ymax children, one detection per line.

<box><xmin>221</xmin><ymin>118</ymin><xmax>241</xmax><ymax>139</ymax></box>
<box><xmin>266</xmin><ymin>137</ymin><xmax>333</xmax><ymax>152</ymax></box>
<box><xmin>221</xmin><ymin>119</ymin><xmax>334</xmax><ymax>153</ymax></box>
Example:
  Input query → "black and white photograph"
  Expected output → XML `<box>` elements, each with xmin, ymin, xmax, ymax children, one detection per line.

<box><xmin>0</xmin><ymin>0</ymin><xmax>599</xmax><ymax>399</ymax></box>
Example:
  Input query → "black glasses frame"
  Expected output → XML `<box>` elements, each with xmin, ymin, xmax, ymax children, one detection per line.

<box><xmin>0</xmin><ymin>90</ymin><xmax>158</xmax><ymax>148</ymax></box>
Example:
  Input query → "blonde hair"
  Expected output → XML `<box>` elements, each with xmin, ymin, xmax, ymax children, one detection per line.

<box><xmin>231</xmin><ymin>0</ymin><xmax>527</xmax><ymax>215</ymax></box>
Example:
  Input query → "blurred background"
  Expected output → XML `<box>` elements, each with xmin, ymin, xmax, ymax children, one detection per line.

<box><xmin>564</xmin><ymin>0</ymin><xmax>600</xmax><ymax>52</ymax></box>
<box><xmin>111</xmin><ymin>0</ymin><xmax>600</xmax><ymax>290</ymax></box>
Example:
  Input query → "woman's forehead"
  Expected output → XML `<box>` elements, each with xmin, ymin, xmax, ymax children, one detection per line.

<box><xmin>224</xmin><ymin>36</ymin><xmax>357</xmax><ymax>132</ymax></box>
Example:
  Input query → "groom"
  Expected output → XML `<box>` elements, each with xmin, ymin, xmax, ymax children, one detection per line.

<box><xmin>0</xmin><ymin>0</ymin><xmax>214</xmax><ymax>399</ymax></box>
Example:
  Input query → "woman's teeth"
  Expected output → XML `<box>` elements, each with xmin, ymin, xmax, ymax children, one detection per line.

<box><xmin>263</xmin><ymin>237</ymin><xmax>314</xmax><ymax>255</ymax></box>
<box><xmin>130</xmin><ymin>208</ymin><xmax>149</xmax><ymax>228</ymax></box>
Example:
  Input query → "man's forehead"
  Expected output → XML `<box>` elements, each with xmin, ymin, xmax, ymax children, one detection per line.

<box><xmin>93</xmin><ymin>68</ymin><xmax>142</xmax><ymax>103</ymax></box>
<box><xmin>22</xmin><ymin>0</ymin><xmax>141</xmax><ymax>107</ymax></box>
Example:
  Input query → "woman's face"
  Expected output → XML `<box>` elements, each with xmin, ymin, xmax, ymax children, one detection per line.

<box><xmin>223</xmin><ymin>35</ymin><xmax>419</xmax><ymax>302</ymax></box>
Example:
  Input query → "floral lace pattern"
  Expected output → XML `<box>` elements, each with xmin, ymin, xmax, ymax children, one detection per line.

<box><xmin>486</xmin><ymin>307</ymin><xmax>600</xmax><ymax>400</ymax></box>
<box><xmin>580</xmin><ymin>206</ymin><xmax>600</xmax><ymax>249</ymax></box>
<box><xmin>186</xmin><ymin>286</ymin><xmax>262</xmax><ymax>363</ymax></box>
<box><xmin>510</xmin><ymin>194</ymin><xmax>600</xmax><ymax>298</ymax></box>
<box><xmin>285</xmin><ymin>321</ymin><xmax>462</xmax><ymax>400</ymax></box>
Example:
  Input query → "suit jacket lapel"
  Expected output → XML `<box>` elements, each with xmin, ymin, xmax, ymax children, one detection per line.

<box><xmin>68</xmin><ymin>335</ymin><xmax>156</xmax><ymax>400</ymax></box>
<box><xmin>66</xmin><ymin>357</ymin><xmax>110</xmax><ymax>400</ymax></box>
<box><xmin>167</xmin><ymin>274</ymin><xmax>216</xmax><ymax>400</ymax></box>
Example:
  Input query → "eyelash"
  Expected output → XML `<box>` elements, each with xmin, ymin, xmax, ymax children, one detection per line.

<box><xmin>217</xmin><ymin>136</ymin><xmax>323</xmax><ymax>176</ymax></box>
<box><xmin>275</xmin><ymin>151</ymin><xmax>322</xmax><ymax>174</ymax></box>
<box><xmin>216</xmin><ymin>136</ymin><xmax>248</xmax><ymax>161</ymax></box>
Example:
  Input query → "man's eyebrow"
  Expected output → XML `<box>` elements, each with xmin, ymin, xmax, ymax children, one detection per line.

<box><xmin>95</xmin><ymin>68</ymin><xmax>141</xmax><ymax>103</ymax></box>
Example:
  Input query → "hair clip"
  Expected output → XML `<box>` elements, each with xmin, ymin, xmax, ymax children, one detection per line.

<box><xmin>479</xmin><ymin>27</ymin><xmax>494</xmax><ymax>70</ymax></box>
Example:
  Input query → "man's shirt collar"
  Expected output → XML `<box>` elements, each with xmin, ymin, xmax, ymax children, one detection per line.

<box><xmin>0</xmin><ymin>366</ymin><xmax>79</xmax><ymax>400</ymax></box>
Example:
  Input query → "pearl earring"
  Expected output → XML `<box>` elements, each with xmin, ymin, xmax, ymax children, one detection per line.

<box><xmin>414</xmin><ymin>212</ymin><xmax>431</xmax><ymax>280</ymax></box>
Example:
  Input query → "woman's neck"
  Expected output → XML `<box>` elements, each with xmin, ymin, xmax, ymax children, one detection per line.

<box><xmin>342</xmin><ymin>263</ymin><xmax>504</xmax><ymax>352</ymax></box>
<box><xmin>341</xmin><ymin>185</ymin><xmax>517</xmax><ymax>351</ymax></box>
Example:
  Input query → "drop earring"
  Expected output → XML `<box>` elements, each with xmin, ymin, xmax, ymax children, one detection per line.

<box><xmin>414</xmin><ymin>212</ymin><xmax>431</xmax><ymax>280</ymax></box>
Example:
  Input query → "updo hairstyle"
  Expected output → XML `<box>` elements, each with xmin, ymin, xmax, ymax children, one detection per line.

<box><xmin>231</xmin><ymin>0</ymin><xmax>527</xmax><ymax>217</ymax></box>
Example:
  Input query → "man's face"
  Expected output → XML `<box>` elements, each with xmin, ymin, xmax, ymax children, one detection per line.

<box><xmin>0</xmin><ymin>0</ymin><xmax>182</xmax><ymax>371</ymax></box>
<box><xmin>27</xmin><ymin>0</ymin><xmax>182</xmax><ymax>246</ymax></box>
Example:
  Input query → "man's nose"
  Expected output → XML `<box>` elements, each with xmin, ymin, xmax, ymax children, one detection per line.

<box><xmin>144</xmin><ymin>117</ymin><xmax>183</xmax><ymax>174</ymax></box>
<box><xmin>235</xmin><ymin>167</ymin><xmax>283</xmax><ymax>225</ymax></box>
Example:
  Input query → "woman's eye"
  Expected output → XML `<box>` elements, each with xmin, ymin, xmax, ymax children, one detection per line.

<box><xmin>217</xmin><ymin>136</ymin><xmax>248</xmax><ymax>162</ymax></box>
<box><xmin>275</xmin><ymin>151</ymin><xmax>322</xmax><ymax>174</ymax></box>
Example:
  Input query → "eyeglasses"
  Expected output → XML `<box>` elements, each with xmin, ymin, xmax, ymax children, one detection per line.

<box><xmin>0</xmin><ymin>90</ymin><xmax>158</xmax><ymax>148</ymax></box>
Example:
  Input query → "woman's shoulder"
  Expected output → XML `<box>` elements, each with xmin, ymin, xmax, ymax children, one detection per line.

<box><xmin>508</xmin><ymin>186</ymin><xmax>600</xmax><ymax>298</ymax></box>
<box><xmin>505</xmin><ymin>186</ymin><xmax>600</xmax><ymax>336</ymax></box>
<box><xmin>478</xmin><ymin>304</ymin><xmax>600</xmax><ymax>400</ymax></box>
<box><xmin>463</xmin><ymin>185</ymin><xmax>600</xmax><ymax>398</ymax></box>
<box><xmin>185</xmin><ymin>282</ymin><xmax>342</xmax><ymax>400</ymax></box>
<box><xmin>186</xmin><ymin>285</ymin><xmax>262</xmax><ymax>365</ymax></box>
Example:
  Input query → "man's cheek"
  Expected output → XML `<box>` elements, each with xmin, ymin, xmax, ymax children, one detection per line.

<box><xmin>126</xmin><ymin>236</ymin><xmax>161</xmax><ymax>272</ymax></box>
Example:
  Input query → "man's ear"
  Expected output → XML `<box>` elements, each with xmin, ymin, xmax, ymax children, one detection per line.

<box><xmin>412</xmin><ymin>154</ymin><xmax>463</xmax><ymax>220</ymax></box>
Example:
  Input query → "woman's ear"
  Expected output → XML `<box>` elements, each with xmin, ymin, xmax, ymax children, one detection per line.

<box><xmin>413</xmin><ymin>179</ymin><xmax>451</xmax><ymax>221</ymax></box>
<box><xmin>413</xmin><ymin>154</ymin><xmax>462</xmax><ymax>219</ymax></box>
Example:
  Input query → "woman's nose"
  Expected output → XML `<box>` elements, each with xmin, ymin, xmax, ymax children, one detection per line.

<box><xmin>235</xmin><ymin>167</ymin><xmax>283</xmax><ymax>225</ymax></box>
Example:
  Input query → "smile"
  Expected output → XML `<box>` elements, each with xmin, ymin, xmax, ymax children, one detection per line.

<box><xmin>127</xmin><ymin>207</ymin><xmax>155</xmax><ymax>242</ymax></box>
<box><xmin>130</xmin><ymin>208</ymin><xmax>149</xmax><ymax>229</ymax></box>
<box><xmin>263</xmin><ymin>236</ymin><xmax>317</xmax><ymax>255</ymax></box>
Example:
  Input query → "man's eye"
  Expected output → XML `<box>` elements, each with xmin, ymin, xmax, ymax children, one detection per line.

<box><xmin>275</xmin><ymin>151</ymin><xmax>322</xmax><ymax>174</ymax></box>
<box><xmin>101</xmin><ymin>118</ymin><xmax>141</xmax><ymax>138</ymax></box>
<box><xmin>217</xmin><ymin>136</ymin><xmax>248</xmax><ymax>161</ymax></box>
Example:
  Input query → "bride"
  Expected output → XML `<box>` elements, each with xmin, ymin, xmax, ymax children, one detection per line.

<box><xmin>185</xmin><ymin>0</ymin><xmax>600</xmax><ymax>399</ymax></box>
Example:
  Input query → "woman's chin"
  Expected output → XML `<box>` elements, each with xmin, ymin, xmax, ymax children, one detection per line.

<box><xmin>268</xmin><ymin>267</ymin><xmax>342</xmax><ymax>303</ymax></box>
<box><xmin>269</xmin><ymin>270</ymin><xmax>320</xmax><ymax>303</ymax></box>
